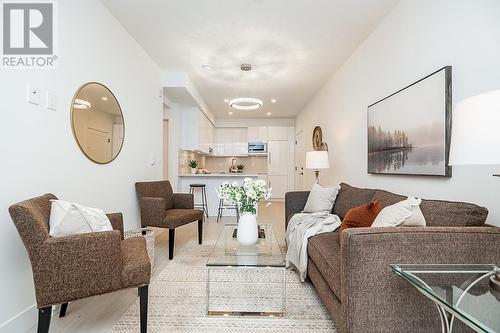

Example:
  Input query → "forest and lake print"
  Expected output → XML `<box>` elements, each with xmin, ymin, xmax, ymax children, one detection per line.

<box><xmin>367</xmin><ymin>67</ymin><xmax>451</xmax><ymax>176</ymax></box>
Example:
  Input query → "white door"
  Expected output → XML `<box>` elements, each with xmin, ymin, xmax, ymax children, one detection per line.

<box><xmin>86</xmin><ymin>127</ymin><xmax>112</xmax><ymax>163</ymax></box>
<box><xmin>294</xmin><ymin>130</ymin><xmax>306</xmax><ymax>190</ymax></box>
<box><xmin>268</xmin><ymin>175</ymin><xmax>288</xmax><ymax>199</ymax></box>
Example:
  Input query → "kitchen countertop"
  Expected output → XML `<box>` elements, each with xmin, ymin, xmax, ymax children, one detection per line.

<box><xmin>178</xmin><ymin>173</ymin><xmax>263</xmax><ymax>177</ymax></box>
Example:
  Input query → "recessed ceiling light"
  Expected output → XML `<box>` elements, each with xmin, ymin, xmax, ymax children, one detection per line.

<box><xmin>228</xmin><ymin>111</ymin><xmax>233</xmax><ymax>115</ymax></box>
<box><xmin>201</xmin><ymin>64</ymin><xmax>212</xmax><ymax>70</ymax></box>
<box><xmin>267</xmin><ymin>112</ymin><xmax>271</xmax><ymax>116</ymax></box>
<box><xmin>229</xmin><ymin>97</ymin><xmax>263</xmax><ymax>111</ymax></box>
<box><xmin>224</xmin><ymin>99</ymin><xmax>229</xmax><ymax>103</ymax></box>
<box><xmin>101</xmin><ymin>97</ymin><xmax>108</xmax><ymax>101</ymax></box>
<box><xmin>271</xmin><ymin>99</ymin><xmax>277</xmax><ymax>103</ymax></box>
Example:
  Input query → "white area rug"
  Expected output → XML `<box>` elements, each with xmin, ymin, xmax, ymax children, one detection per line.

<box><xmin>111</xmin><ymin>238</ymin><xmax>338</xmax><ymax>332</ymax></box>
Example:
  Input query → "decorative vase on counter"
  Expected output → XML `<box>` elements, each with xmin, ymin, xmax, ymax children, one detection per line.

<box><xmin>237</xmin><ymin>213</ymin><xmax>258</xmax><ymax>245</ymax></box>
<box><xmin>190</xmin><ymin>168</ymin><xmax>197</xmax><ymax>174</ymax></box>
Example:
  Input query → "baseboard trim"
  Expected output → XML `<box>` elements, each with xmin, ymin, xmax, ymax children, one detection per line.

<box><xmin>0</xmin><ymin>304</ymin><xmax>37</xmax><ymax>333</ymax></box>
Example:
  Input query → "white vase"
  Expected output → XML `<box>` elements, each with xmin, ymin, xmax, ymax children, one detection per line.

<box><xmin>190</xmin><ymin>168</ymin><xmax>197</xmax><ymax>174</ymax></box>
<box><xmin>237</xmin><ymin>213</ymin><xmax>258</xmax><ymax>245</ymax></box>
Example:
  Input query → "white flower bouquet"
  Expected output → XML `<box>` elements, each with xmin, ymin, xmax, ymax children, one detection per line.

<box><xmin>216</xmin><ymin>178</ymin><xmax>272</xmax><ymax>214</ymax></box>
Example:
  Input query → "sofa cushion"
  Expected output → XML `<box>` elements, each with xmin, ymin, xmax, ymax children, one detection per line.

<box><xmin>333</xmin><ymin>183</ymin><xmax>377</xmax><ymax>219</ymax></box>
<box><xmin>372</xmin><ymin>189</ymin><xmax>488</xmax><ymax>227</ymax></box>
<box><xmin>340</xmin><ymin>200</ymin><xmax>382</xmax><ymax>233</ymax></box>
<box><xmin>307</xmin><ymin>231</ymin><xmax>342</xmax><ymax>299</ymax></box>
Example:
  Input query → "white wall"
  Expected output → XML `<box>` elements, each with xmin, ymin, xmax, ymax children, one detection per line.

<box><xmin>296</xmin><ymin>0</ymin><xmax>500</xmax><ymax>226</ymax></box>
<box><xmin>0</xmin><ymin>1</ymin><xmax>162</xmax><ymax>331</ymax></box>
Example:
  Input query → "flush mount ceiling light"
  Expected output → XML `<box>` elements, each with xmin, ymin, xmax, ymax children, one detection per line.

<box><xmin>271</xmin><ymin>99</ymin><xmax>277</xmax><ymax>103</ymax></box>
<box><xmin>229</xmin><ymin>97</ymin><xmax>263</xmax><ymax>111</ymax></box>
<box><xmin>73</xmin><ymin>98</ymin><xmax>91</xmax><ymax>109</ymax></box>
<box><xmin>101</xmin><ymin>97</ymin><xmax>108</xmax><ymax>101</ymax></box>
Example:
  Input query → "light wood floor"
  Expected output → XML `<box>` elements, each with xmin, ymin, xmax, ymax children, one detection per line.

<box><xmin>28</xmin><ymin>201</ymin><xmax>285</xmax><ymax>333</ymax></box>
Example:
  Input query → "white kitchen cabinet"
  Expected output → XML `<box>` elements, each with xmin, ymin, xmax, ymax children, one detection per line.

<box><xmin>268</xmin><ymin>140</ymin><xmax>289</xmax><ymax>175</ymax></box>
<box><xmin>267</xmin><ymin>126</ymin><xmax>288</xmax><ymax>141</ymax></box>
<box><xmin>213</xmin><ymin>127</ymin><xmax>248</xmax><ymax>156</ymax></box>
<box><xmin>268</xmin><ymin>175</ymin><xmax>288</xmax><ymax>199</ymax></box>
<box><xmin>180</xmin><ymin>108</ymin><xmax>214</xmax><ymax>154</ymax></box>
<box><xmin>248</xmin><ymin>126</ymin><xmax>268</xmax><ymax>142</ymax></box>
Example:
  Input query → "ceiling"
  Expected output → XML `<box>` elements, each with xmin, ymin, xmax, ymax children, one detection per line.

<box><xmin>101</xmin><ymin>0</ymin><xmax>399</xmax><ymax>119</ymax></box>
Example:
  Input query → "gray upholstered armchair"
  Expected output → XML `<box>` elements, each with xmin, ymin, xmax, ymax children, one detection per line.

<box><xmin>135</xmin><ymin>180</ymin><xmax>204</xmax><ymax>259</ymax></box>
<box><xmin>8</xmin><ymin>194</ymin><xmax>151</xmax><ymax>333</ymax></box>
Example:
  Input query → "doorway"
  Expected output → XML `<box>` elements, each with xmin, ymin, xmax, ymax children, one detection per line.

<box><xmin>294</xmin><ymin>130</ymin><xmax>305</xmax><ymax>190</ymax></box>
<box><xmin>163</xmin><ymin>119</ymin><xmax>169</xmax><ymax>179</ymax></box>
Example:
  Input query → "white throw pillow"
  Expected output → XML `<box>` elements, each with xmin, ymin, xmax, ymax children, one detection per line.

<box><xmin>49</xmin><ymin>200</ymin><xmax>113</xmax><ymax>237</ymax></box>
<box><xmin>302</xmin><ymin>183</ymin><xmax>341</xmax><ymax>214</ymax></box>
<box><xmin>371</xmin><ymin>196</ymin><xmax>426</xmax><ymax>227</ymax></box>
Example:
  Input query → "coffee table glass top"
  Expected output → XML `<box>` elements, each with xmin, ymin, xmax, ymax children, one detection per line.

<box><xmin>390</xmin><ymin>264</ymin><xmax>500</xmax><ymax>333</ymax></box>
<box><xmin>207</xmin><ymin>223</ymin><xmax>285</xmax><ymax>267</ymax></box>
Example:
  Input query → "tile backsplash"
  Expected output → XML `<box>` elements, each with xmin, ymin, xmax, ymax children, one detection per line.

<box><xmin>178</xmin><ymin>151</ymin><xmax>206</xmax><ymax>174</ymax></box>
<box><xmin>204</xmin><ymin>156</ymin><xmax>268</xmax><ymax>174</ymax></box>
<box><xmin>178</xmin><ymin>151</ymin><xmax>268</xmax><ymax>174</ymax></box>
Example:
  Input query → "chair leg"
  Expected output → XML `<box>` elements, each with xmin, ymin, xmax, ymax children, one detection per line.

<box><xmin>216</xmin><ymin>199</ymin><xmax>222</xmax><ymax>223</ymax></box>
<box><xmin>202</xmin><ymin>187</ymin><xmax>209</xmax><ymax>217</ymax></box>
<box><xmin>59</xmin><ymin>302</ymin><xmax>68</xmax><ymax>318</ymax></box>
<box><xmin>198</xmin><ymin>219</ymin><xmax>203</xmax><ymax>245</ymax></box>
<box><xmin>139</xmin><ymin>285</ymin><xmax>148</xmax><ymax>333</ymax></box>
<box><xmin>37</xmin><ymin>306</ymin><xmax>52</xmax><ymax>333</ymax></box>
<box><xmin>168</xmin><ymin>229</ymin><xmax>175</xmax><ymax>260</ymax></box>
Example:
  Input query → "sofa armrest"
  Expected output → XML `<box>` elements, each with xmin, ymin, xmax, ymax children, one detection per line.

<box><xmin>173</xmin><ymin>193</ymin><xmax>194</xmax><ymax>209</ymax></box>
<box><xmin>35</xmin><ymin>230</ymin><xmax>123</xmax><ymax>307</ymax></box>
<box><xmin>340</xmin><ymin>226</ymin><xmax>500</xmax><ymax>333</ymax></box>
<box><xmin>139</xmin><ymin>197</ymin><xmax>166</xmax><ymax>227</ymax></box>
<box><xmin>107</xmin><ymin>212</ymin><xmax>124</xmax><ymax>239</ymax></box>
<box><xmin>284</xmin><ymin>191</ymin><xmax>310</xmax><ymax>229</ymax></box>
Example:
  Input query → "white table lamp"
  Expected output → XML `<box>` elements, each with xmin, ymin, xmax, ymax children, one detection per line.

<box><xmin>305</xmin><ymin>151</ymin><xmax>330</xmax><ymax>183</ymax></box>
<box><xmin>449</xmin><ymin>89</ymin><xmax>500</xmax><ymax>171</ymax></box>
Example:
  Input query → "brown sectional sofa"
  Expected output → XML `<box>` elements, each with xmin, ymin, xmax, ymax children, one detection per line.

<box><xmin>285</xmin><ymin>183</ymin><xmax>500</xmax><ymax>333</ymax></box>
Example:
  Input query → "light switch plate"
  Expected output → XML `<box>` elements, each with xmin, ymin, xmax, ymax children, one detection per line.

<box><xmin>26</xmin><ymin>85</ymin><xmax>40</xmax><ymax>105</ymax></box>
<box><xmin>46</xmin><ymin>92</ymin><xmax>57</xmax><ymax>111</ymax></box>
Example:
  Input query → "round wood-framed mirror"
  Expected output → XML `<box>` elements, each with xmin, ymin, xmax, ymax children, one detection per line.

<box><xmin>71</xmin><ymin>82</ymin><xmax>125</xmax><ymax>164</ymax></box>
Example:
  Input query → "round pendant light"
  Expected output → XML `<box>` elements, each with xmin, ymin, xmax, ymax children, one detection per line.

<box><xmin>73</xmin><ymin>98</ymin><xmax>91</xmax><ymax>109</ymax></box>
<box><xmin>229</xmin><ymin>97</ymin><xmax>263</xmax><ymax>111</ymax></box>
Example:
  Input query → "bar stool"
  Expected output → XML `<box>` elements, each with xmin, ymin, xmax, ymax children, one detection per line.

<box><xmin>216</xmin><ymin>199</ymin><xmax>239</xmax><ymax>223</ymax></box>
<box><xmin>189</xmin><ymin>184</ymin><xmax>208</xmax><ymax>218</ymax></box>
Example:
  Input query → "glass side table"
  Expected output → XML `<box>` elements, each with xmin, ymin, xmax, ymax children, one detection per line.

<box><xmin>390</xmin><ymin>264</ymin><xmax>500</xmax><ymax>333</ymax></box>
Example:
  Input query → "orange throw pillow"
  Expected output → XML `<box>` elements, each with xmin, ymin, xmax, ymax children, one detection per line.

<box><xmin>340</xmin><ymin>200</ymin><xmax>382</xmax><ymax>233</ymax></box>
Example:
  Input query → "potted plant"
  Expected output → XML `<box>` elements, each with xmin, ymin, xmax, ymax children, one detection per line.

<box><xmin>188</xmin><ymin>160</ymin><xmax>199</xmax><ymax>174</ymax></box>
<box><xmin>236</xmin><ymin>164</ymin><xmax>245</xmax><ymax>173</ymax></box>
<box><xmin>216</xmin><ymin>178</ymin><xmax>272</xmax><ymax>245</ymax></box>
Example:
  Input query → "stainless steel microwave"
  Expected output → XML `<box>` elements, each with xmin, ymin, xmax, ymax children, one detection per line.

<box><xmin>248</xmin><ymin>142</ymin><xmax>267</xmax><ymax>154</ymax></box>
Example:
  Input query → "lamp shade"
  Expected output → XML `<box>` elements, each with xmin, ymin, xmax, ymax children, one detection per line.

<box><xmin>305</xmin><ymin>151</ymin><xmax>330</xmax><ymax>169</ymax></box>
<box><xmin>449</xmin><ymin>89</ymin><xmax>500</xmax><ymax>165</ymax></box>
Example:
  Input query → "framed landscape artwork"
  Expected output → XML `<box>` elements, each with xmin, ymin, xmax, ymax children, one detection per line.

<box><xmin>367</xmin><ymin>66</ymin><xmax>452</xmax><ymax>177</ymax></box>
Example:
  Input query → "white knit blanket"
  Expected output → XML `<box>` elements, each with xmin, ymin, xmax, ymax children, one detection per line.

<box><xmin>286</xmin><ymin>212</ymin><xmax>341</xmax><ymax>282</ymax></box>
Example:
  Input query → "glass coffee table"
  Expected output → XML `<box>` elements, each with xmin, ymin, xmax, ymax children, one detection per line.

<box><xmin>390</xmin><ymin>264</ymin><xmax>500</xmax><ymax>333</ymax></box>
<box><xmin>206</xmin><ymin>223</ymin><xmax>286</xmax><ymax>317</ymax></box>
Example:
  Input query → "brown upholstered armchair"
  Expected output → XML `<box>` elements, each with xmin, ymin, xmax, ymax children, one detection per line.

<box><xmin>135</xmin><ymin>180</ymin><xmax>204</xmax><ymax>260</ymax></box>
<box><xmin>8</xmin><ymin>194</ymin><xmax>151</xmax><ymax>333</ymax></box>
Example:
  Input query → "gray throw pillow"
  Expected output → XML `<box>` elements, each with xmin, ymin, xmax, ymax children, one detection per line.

<box><xmin>302</xmin><ymin>183</ymin><xmax>341</xmax><ymax>213</ymax></box>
